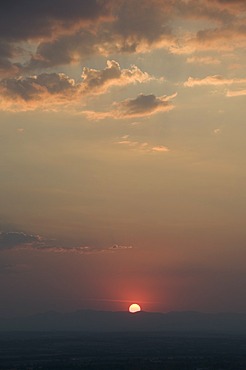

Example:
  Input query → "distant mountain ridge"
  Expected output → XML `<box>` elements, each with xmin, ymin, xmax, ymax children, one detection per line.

<box><xmin>1</xmin><ymin>310</ymin><xmax>246</xmax><ymax>333</ymax></box>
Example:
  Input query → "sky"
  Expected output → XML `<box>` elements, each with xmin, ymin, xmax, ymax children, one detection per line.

<box><xmin>1</xmin><ymin>0</ymin><xmax>246</xmax><ymax>317</ymax></box>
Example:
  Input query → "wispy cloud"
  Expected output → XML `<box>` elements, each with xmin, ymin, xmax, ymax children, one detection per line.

<box><xmin>186</xmin><ymin>56</ymin><xmax>221</xmax><ymax>65</ymax></box>
<box><xmin>152</xmin><ymin>146</ymin><xmax>170</xmax><ymax>152</ymax></box>
<box><xmin>184</xmin><ymin>75</ymin><xmax>246</xmax><ymax>87</ymax></box>
<box><xmin>116</xmin><ymin>136</ymin><xmax>170</xmax><ymax>153</ymax></box>
<box><xmin>226</xmin><ymin>89</ymin><xmax>246</xmax><ymax>97</ymax></box>
<box><xmin>0</xmin><ymin>231</ymin><xmax>133</xmax><ymax>255</ymax></box>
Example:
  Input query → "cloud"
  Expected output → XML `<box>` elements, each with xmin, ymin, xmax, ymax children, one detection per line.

<box><xmin>0</xmin><ymin>0</ymin><xmax>174</xmax><ymax>73</ymax></box>
<box><xmin>0</xmin><ymin>60</ymin><xmax>151</xmax><ymax>111</ymax></box>
<box><xmin>115</xmin><ymin>93</ymin><xmax>176</xmax><ymax>117</ymax></box>
<box><xmin>0</xmin><ymin>0</ymin><xmax>110</xmax><ymax>41</ymax></box>
<box><xmin>81</xmin><ymin>60</ymin><xmax>151</xmax><ymax>94</ymax></box>
<box><xmin>115</xmin><ymin>135</ymin><xmax>170</xmax><ymax>153</ymax></box>
<box><xmin>186</xmin><ymin>56</ymin><xmax>221</xmax><ymax>65</ymax></box>
<box><xmin>1</xmin><ymin>72</ymin><xmax>76</xmax><ymax>99</ymax></box>
<box><xmin>0</xmin><ymin>73</ymin><xmax>77</xmax><ymax>111</ymax></box>
<box><xmin>226</xmin><ymin>89</ymin><xmax>246</xmax><ymax>97</ymax></box>
<box><xmin>109</xmin><ymin>244</ymin><xmax>133</xmax><ymax>250</ymax></box>
<box><xmin>184</xmin><ymin>75</ymin><xmax>246</xmax><ymax>87</ymax></box>
<box><xmin>0</xmin><ymin>0</ymin><xmax>112</xmax><ymax>75</ymax></box>
<box><xmin>194</xmin><ymin>26</ymin><xmax>246</xmax><ymax>52</ymax></box>
<box><xmin>0</xmin><ymin>41</ymin><xmax>22</xmax><ymax>77</ymax></box>
<box><xmin>152</xmin><ymin>146</ymin><xmax>170</xmax><ymax>152</ymax></box>
<box><xmin>0</xmin><ymin>231</ymin><xmax>133</xmax><ymax>255</ymax></box>
<box><xmin>26</xmin><ymin>0</ymin><xmax>175</xmax><ymax>69</ymax></box>
<box><xmin>207</xmin><ymin>0</ymin><xmax>246</xmax><ymax>11</ymax></box>
<box><xmin>84</xmin><ymin>93</ymin><xmax>176</xmax><ymax>120</ymax></box>
<box><xmin>0</xmin><ymin>231</ymin><xmax>43</xmax><ymax>249</ymax></box>
<box><xmin>214</xmin><ymin>128</ymin><xmax>222</xmax><ymax>135</ymax></box>
<box><xmin>1</xmin><ymin>0</ymin><xmax>246</xmax><ymax>74</ymax></box>
<box><xmin>29</xmin><ymin>245</ymin><xmax>133</xmax><ymax>255</ymax></box>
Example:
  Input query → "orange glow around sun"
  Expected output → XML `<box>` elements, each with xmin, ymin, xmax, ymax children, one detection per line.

<box><xmin>129</xmin><ymin>303</ymin><xmax>141</xmax><ymax>313</ymax></box>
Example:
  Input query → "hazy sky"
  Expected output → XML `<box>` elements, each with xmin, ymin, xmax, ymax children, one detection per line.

<box><xmin>1</xmin><ymin>0</ymin><xmax>246</xmax><ymax>316</ymax></box>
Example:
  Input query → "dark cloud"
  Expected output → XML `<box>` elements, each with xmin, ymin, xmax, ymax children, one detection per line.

<box><xmin>211</xmin><ymin>0</ymin><xmax>246</xmax><ymax>8</ymax></box>
<box><xmin>0</xmin><ymin>73</ymin><xmax>76</xmax><ymax>101</ymax></box>
<box><xmin>81</xmin><ymin>60</ymin><xmax>151</xmax><ymax>94</ymax></box>
<box><xmin>30</xmin><ymin>32</ymin><xmax>97</xmax><ymax>69</ymax></box>
<box><xmin>108</xmin><ymin>0</ymin><xmax>173</xmax><ymax>52</ymax></box>
<box><xmin>0</xmin><ymin>231</ymin><xmax>42</xmax><ymax>249</ymax></box>
<box><xmin>0</xmin><ymin>1</ymin><xmax>245</xmax><ymax>75</ymax></box>
<box><xmin>114</xmin><ymin>93</ymin><xmax>176</xmax><ymax>118</ymax></box>
<box><xmin>36</xmin><ymin>244</ymin><xmax>133</xmax><ymax>254</ymax></box>
<box><xmin>109</xmin><ymin>244</ymin><xmax>133</xmax><ymax>250</ymax></box>
<box><xmin>0</xmin><ymin>0</ymin><xmax>174</xmax><ymax>73</ymax></box>
<box><xmin>0</xmin><ymin>231</ymin><xmax>133</xmax><ymax>254</ymax></box>
<box><xmin>27</xmin><ymin>2</ymin><xmax>174</xmax><ymax>70</ymax></box>
<box><xmin>0</xmin><ymin>60</ymin><xmax>150</xmax><ymax>111</ymax></box>
<box><xmin>0</xmin><ymin>41</ymin><xmax>22</xmax><ymax>76</ymax></box>
<box><xmin>84</xmin><ymin>92</ymin><xmax>176</xmax><ymax>120</ymax></box>
<box><xmin>0</xmin><ymin>0</ymin><xmax>111</xmax><ymax>75</ymax></box>
<box><xmin>0</xmin><ymin>0</ymin><xmax>109</xmax><ymax>41</ymax></box>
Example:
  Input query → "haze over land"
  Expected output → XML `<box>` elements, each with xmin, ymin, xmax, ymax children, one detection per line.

<box><xmin>1</xmin><ymin>0</ymin><xmax>246</xmax><ymax>317</ymax></box>
<box><xmin>1</xmin><ymin>310</ymin><xmax>246</xmax><ymax>334</ymax></box>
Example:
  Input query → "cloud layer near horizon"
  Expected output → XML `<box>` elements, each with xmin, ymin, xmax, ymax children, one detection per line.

<box><xmin>0</xmin><ymin>231</ymin><xmax>133</xmax><ymax>255</ymax></box>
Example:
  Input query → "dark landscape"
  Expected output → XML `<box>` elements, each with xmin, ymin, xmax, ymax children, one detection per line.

<box><xmin>0</xmin><ymin>331</ymin><xmax>246</xmax><ymax>370</ymax></box>
<box><xmin>1</xmin><ymin>311</ymin><xmax>246</xmax><ymax>370</ymax></box>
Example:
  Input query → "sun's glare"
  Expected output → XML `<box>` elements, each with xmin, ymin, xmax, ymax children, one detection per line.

<box><xmin>129</xmin><ymin>303</ymin><xmax>141</xmax><ymax>313</ymax></box>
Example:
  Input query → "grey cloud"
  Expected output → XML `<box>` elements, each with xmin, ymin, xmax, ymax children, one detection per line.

<box><xmin>0</xmin><ymin>231</ymin><xmax>133</xmax><ymax>255</ymax></box>
<box><xmin>114</xmin><ymin>93</ymin><xmax>176</xmax><ymax>118</ymax></box>
<box><xmin>19</xmin><ymin>0</ymin><xmax>175</xmax><ymax>71</ymax></box>
<box><xmin>25</xmin><ymin>0</ymin><xmax>246</xmax><ymax>68</ymax></box>
<box><xmin>1</xmin><ymin>0</ymin><xmax>245</xmax><ymax>80</ymax></box>
<box><xmin>27</xmin><ymin>8</ymin><xmax>173</xmax><ymax>70</ymax></box>
<box><xmin>82</xmin><ymin>60</ymin><xmax>121</xmax><ymax>91</ymax></box>
<box><xmin>0</xmin><ymin>0</ymin><xmax>109</xmax><ymax>41</ymax></box>
<box><xmin>28</xmin><ymin>31</ymin><xmax>98</xmax><ymax>69</ymax></box>
<box><xmin>210</xmin><ymin>0</ymin><xmax>246</xmax><ymax>8</ymax></box>
<box><xmin>0</xmin><ymin>231</ymin><xmax>42</xmax><ymax>249</ymax></box>
<box><xmin>0</xmin><ymin>61</ymin><xmax>150</xmax><ymax>110</ymax></box>
<box><xmin>84</xmin><ymin>93</ymin><xmax>176</xmax><ymax>120</ymax></box>
<box><xmin>0</xmin><ymin>41</ymin><xmax>22</xmax><ymax>77</ymax></box>
<box><xmin>0</xmin><ymin>72</ymin><xmax>76</xmax><ymax>102</ymax></box>
<box><xmin>108</xmin><ymin>0</ymin><xmax>173</xmax><ymax>52</ymax></box>
<box><xmin>81</xmin><ymin>60</ymin><xmax>151</xmax><ymax>94</ymax></box>
<box><xmin>1</xmin><ymin>0</ymin><xmax>246</xmax><ymax>74</ymax></box>
<box><xmin>0</xmin><ymin>0</ymin><xmax>110</xmax><ymax>75</ymax></box>
<box><xmin>109</xmin><ymin>244</ymin><xmax>133</xmax><ymax>250</ymax></box>
<box><xmin>37</xmin><ymin>244</ymin><xmax>133</xmax><ymax>254</ymax></box>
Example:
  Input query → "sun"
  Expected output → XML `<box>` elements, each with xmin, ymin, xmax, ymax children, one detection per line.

<box><xmin>129</xmin><ymin>303</ymin><xmax>141</xmax><ymax>313</ymax></box>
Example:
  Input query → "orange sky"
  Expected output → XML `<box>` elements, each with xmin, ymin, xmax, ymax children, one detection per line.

<box><xmin>1</xmin><ymin>0</ymin><xmax>246</xmax><ymax>316</ymax></box>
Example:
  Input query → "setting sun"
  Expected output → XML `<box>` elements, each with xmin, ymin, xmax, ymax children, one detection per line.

<box><xmin>129</xmin><ymin>303</ymin><xmax>141</xmax><ymax>313</ymax></box>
